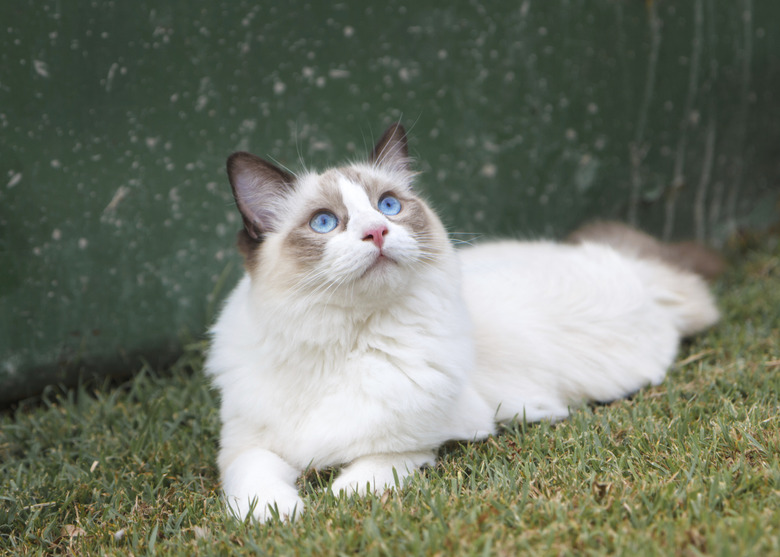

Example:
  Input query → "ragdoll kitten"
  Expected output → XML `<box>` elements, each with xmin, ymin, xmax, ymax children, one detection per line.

<box><xmin>206</xmin><ymin>123</ymin><xmax>720</xmax><ymax>522</ymax></box>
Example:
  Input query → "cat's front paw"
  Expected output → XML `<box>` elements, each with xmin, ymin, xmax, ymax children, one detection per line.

<box><xmin>220</xmin><ymin>448</ymin><xmax>304</xmax><ymax>523</ymax></box>
<box><xmin>331</xmin><ymin>452</ymin><xmax>433</xmax><ymax>496</ymax></box>
<box><xmin>331</xmin><ymin>471</ymin><xmax>385</xmax><ymax>496</ymax></box>
<box><xmin>225</xmin><ymin>490</ymin><xmax>304</xmax><ymax>524</ymax></box>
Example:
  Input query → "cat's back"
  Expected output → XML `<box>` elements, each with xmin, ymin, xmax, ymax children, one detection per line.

<box><xmin>459</xmin><ymin>240</ymin><xmax>646</xmax><ymax>315</ymax></box>
<box><xmin>458</xmin><ymin>240</ymin><xmax>681</xmax><ymax>420</ymax></box>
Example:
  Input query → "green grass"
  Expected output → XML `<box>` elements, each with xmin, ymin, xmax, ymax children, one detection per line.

<box><xmin>2</xmin><ymin>241</ymin><xmax>779</xmax><ymax>556</ymax></box>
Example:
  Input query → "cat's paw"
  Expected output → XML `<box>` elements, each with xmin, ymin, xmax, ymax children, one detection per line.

<box><xmin>225</xmin><ymin>490</ymin><xmax>304</xmax><ymax>524</ymax></box>
<box><xmin>220</xmin><ymin>448</ymin><xmax>303</xmax><ymax>523</ymax></box>
<box><xmin>331</xmin><ymin>452</ymin><xmax>433</xmax><ymax>497</ymax></box>
<box><xmin>331</xmin><ymin>468</ymin><xmax>400</xmax><ymax>496</ymax></box>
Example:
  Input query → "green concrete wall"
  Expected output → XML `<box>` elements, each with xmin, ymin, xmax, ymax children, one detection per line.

<box><xmin>1</xmin><ymin>0</ymin><xmax>778</xmax><ymax>405</ymax></box>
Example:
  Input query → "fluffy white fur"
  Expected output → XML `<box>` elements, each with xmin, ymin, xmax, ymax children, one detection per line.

<box><xmin>205</xmin><ymin>125</ymin><xmax>719</xmax><ymax>522</ymax></box>
<box><xmin>461</xmin><ymin>240</ymin><xmax>719</xmax><ymax>423</ymax></box>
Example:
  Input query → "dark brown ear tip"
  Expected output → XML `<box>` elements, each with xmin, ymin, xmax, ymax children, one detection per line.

<box><xmin>387</xmin><ymin>122</ymin><xmax>406</xmax><ymax>135</ymax></box>
<box><xmin>384</xmin><ymin>123</ymin><xmax>408</xmax><ymax>146</ymax></box>
<box><xmin>226</xmin><ymin>151</ymin><xmax>255</xmax><ymax>169</ymax></box>
<box><xmin>371</xmin><ymin>122</ymin><xmax>410</xmax><ymax>165</ymax></box>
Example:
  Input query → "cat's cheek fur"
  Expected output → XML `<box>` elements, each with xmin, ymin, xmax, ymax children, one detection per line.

<box><xmin>318</xmin><ymin>221</ymin><xmax>422</xmax><ymax>294</ymax></box>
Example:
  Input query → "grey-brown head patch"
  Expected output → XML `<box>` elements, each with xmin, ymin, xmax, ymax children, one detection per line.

<box><xmin>280</xmin><ymin>171</ymin><xmax>351</xmax><ymax>267</ymax></box>
<box><xmin>230</xmin><ymin>123</ymin><xmax>449</xmax><ymax>290</ymax></box>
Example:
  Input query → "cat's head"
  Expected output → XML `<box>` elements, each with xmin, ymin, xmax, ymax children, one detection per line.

<box><xmin>226</xmin><ymin>124</ymin><xmax>453</xmax><ymax>303</ymax></box>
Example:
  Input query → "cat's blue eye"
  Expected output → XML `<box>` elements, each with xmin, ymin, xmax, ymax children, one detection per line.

<box><xmin>309</xmin><ymin>211</ymin><xmax>339</xmax><ymax>233</ymax></box>
<box><xmin>378</xmin><ymin>195</ymin><xmax>402</xmax><ymax>216</ymax></box>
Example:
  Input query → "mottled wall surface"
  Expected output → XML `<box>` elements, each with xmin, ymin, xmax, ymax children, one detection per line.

<box><xmin>1</xmin><ymin>0</ymin><xmax>778</xmax><ymax>404</ymax></box>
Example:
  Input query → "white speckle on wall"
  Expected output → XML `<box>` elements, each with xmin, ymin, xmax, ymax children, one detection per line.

<box><xmin>195</xmin><ymin>95</ymin><xmax>208</xmax><ymax>112</ymax></box>
<box><xmin>103</xmin><ymin>185</ymin><xmax>130</xmax><ymax>214</ymax></box>
<box><xmin>2</xmin><ymin>357</ymin><xmax>20</xmax><ymax>377</ymax></box>
<box><xmin>575</xmin><ymin>154</ymin><xmax>599</xmax><ymax>193</ymax></box>
<box><xmin>480</xmin><ymin>163</ymin><xmax>497</xmax><ymax>178</ymax></box>
<box><xmin>105</xmin><ymin>62</ymin><xmax>118</xmax><ymax>91</ymax></box>
<box><xmin>33</xmin><ymin>60</ymin><xmax>49</xmax><ymax>78</ymax></box>
<box><xmin>7</xmin><ymin>172</ymin><xmax>22</xmax><ymax>188</ymax></box>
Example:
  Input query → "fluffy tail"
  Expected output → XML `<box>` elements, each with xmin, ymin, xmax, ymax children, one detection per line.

<box><xmin>632</xmin><ymin>257</ymin><xmax>720</xmax><ymax>336</ymax></box>
<box><xmin>568</xmin><ymin>221</ymin><xmax>722</xmax><ymax>336</ymax></box>
<box><xmin>567</xmin><ymin>220</ymin><xmax>726</xmax><ymax>281</ymax></box>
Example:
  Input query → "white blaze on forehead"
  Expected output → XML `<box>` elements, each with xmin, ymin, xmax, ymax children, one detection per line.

<box><xmin>336</xmin><ymin>175</ymin><xmax>390</xmax><ymax>236</ymax></box>
<box><xmin>337</xmin><ymin>175</ymin><xmax>374</xmax><ymax>213</ymax></box>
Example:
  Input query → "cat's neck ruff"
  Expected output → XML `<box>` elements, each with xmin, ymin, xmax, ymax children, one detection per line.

<box><xmin>244</xmin><ymin>253</ymin><xmax>463</xmax><ymax>350</ymax></box>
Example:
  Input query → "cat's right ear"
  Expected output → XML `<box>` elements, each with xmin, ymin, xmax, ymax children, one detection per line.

<box><xmin>370</xmin><ymin>123</ymin><xmax>410</xmax><ymax>172</ymax></box>
<box><xmin>227</xmin><ymin>152</ymin><xmax>295</xmax><ymax>241</ymax></box>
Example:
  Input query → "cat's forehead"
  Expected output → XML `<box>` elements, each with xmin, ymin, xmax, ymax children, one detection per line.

<box><xmin>297</xmin><ymin>164</ymin><xmax>409</xmax><ymax>208</ymax></box>
<box><xmin>324</xmin><ymin>165</ymin><xmax>401</xmax><ymax>197</ymax></box>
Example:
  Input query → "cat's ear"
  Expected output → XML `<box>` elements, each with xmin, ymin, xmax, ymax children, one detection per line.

<box><xmin>370</xmin><ymin>123</ymin><xmax>410</xmax><ymax>172</ymax></box>
<box><xmin>227</xmin><ymin>152</ymin><xmax>295</xmax><ymax>241</ymax></box>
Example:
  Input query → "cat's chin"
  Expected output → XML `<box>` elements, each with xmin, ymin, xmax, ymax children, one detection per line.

<box><xmin>360</xmin><ymin>254</ymin><xmax>394</xmax><ymax>277</ymax></box>
<box><xmin>348</xmin><ymin>254</ymin><xmax>413</xmax><ymax>298</ymax></box>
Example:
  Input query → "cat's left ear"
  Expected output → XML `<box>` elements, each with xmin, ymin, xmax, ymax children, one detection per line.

<box><xmin>370</xmin><ymin>123</ymin><xmax>410</xmax><ymax>172</ymax></box>
<box><xmin>227</xmin><ymin>152</ymin><xmax>295</xmax><ymax>241</ymax></box>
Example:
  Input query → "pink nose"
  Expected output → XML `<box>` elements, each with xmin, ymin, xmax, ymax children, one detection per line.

<box><xmin>362</xmin><ymin>226</ymin><xmax>388</xmax><ymax>249</ymax></box>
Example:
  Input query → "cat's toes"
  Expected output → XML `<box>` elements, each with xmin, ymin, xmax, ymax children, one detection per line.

<box><xmin>225</xmin><ymin>492</ymin><xmax>304</xmax><ymax>523</ymax></box>
<box><xmin>331</xmin><ymin>468</ymin><xmax>403</xmax><ymax>497</ymax></box>
<box><xmin>330</xmin><ymin>474</ymin><xmax>370</xmax><ymax>496</ymax></box>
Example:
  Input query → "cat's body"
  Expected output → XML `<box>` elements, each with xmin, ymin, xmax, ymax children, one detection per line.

<box><xmin>206</xmin><ymin>124</ymin><xmax>720</xmax><ymax>522</ymax></box>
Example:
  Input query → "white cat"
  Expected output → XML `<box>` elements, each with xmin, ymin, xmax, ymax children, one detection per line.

<box><xmin>205</xmin><ymin>123</ymin><xmax>720</xmax><ymax>522</ymax></box>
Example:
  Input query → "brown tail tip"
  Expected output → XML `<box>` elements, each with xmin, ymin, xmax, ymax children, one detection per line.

<box><xmin>567</xmin><ymin>220</ymin><xmax>726</xmax><ymax>281</ymax></box>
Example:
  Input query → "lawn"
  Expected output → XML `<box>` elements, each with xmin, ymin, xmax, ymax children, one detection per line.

<box><xmin>1</xmin><ymin>240</ymin><xmax>778</xmax><ymax>556</ymax></box>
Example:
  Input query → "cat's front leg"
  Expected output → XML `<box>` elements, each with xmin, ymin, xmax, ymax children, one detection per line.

<box><xmin>221</xmin><ymin>448</ymin><xmax>303</xmax><ymax>523</ymax></box>
<box><xmin>331</xmin><ymin>451</ymin><xmax>436</xmax><ymax>496</ymax></box>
